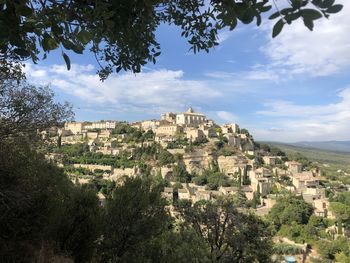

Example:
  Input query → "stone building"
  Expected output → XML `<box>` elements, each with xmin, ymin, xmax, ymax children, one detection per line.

<box><xmin>286</xmin><ymin>161</ymin><xmax>303</xmax><ymax>174</ymax></box>
<box><xmin>221</xmin><ymin>123</ymin><xmax>240</xmax><ymax>134</ymax></box>
<box><xmin>263</xmin><ymin>156</ymin><xmax>277</xmax><ymax>166</ymax></box>
<box><xmin>176</xmin><ymin>107</ymin><xmax>206</xmax><ymax>126</ymax></box>
<box><xmin>185</xmin><ymin>127</ymin><xmax>206</xmax><ymax>142</ymax></box>
<box><xmin>84</xmin><ymin>121</ymin><xmax>116</xmax><ymax>130</ymax></box>
<box><xmin>64</xmin><ymin>122</ymin><xmax>84</xmax><ymax>134</ymax></box>
<box><xmin>155</xmin><ymin>124</ymin><xmax>183</xmax><ymax>136</ymax></box>
<box><xmin>141</xmin><ymin>120</ymin><xmax>159</xmax><ymax>131</ymax></box>
<box><xmin>161</xmin><ymin>112</ymin><xmax>176</xmax><ymax>123</ymax></box>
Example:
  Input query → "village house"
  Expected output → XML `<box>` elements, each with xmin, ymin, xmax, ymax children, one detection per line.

<box><xmin>251</xmin><ymin>177</ymin><xmax>273</xmax><ymax>197</ymax></box>
<box><xmin>249</xmin><ymin>168</ymin><xmax>274</xmax><ymax>197</ymax></box>
<box><xmin>161</xmin><ymin>112</ymin><xmax>176</xmax><ymax>123</ymax></box>
<box><xmin>286</xmin><ymin>161</ymin><xmax>303</xmax><ymax>174</ymax></box>
<box><xmin>185</xmin><ymin>127</ymin><xmax>206</xmax><ymax>142</ymax></box>
<box><xmin>250</xmin><ymin>167</ymin><xmax>273</xmax><ymax>178</ymax></box>
<box><xmin>160</xmin><ymin>166</ymin><xmax>173</xmax><ymax>180</ymax></box>
<box><xmin>98</xmin><ymin>129</ymin><xmax>111</xmax><ymax>139</ymax></box>
<box><xmin>217</xmin><ymin>155</ymin><xmax>248</xmax><ymax>179</ymax></box>
<box><xmin>61</xmin><ymin>134</ymin><xmax>84</xmax><ymax>144</ymax></box>
<box><xmin>187</xmin><ymin>183</ymin><xmax>206</xmax><ymax>194</ymax></box>
<box><xmin>198</xmin><ymin>124</ymin><xmax>217</xmax><ymax>137</ymax></box>
<box><xmin>241</xmin><ymin>186</ymin><xmax>254</xmax><ymax>200</ymax></box>
<box><xmin>162</xmin><ymin>187</ymin><xmax>174</xmax><ymax>201</ymax></box>
<box><xmin>221</xmin><ymin>123</ymin><xmax>240</xmax><ymax>134</ymax></box>
<box><xmin>225</xmin><ymin>134</ymin><xmax>241</xmax><ymax>148</ymax></box>
<box><xmin>64</xmin><ymin>122</ymin><xmax>84</xmax><ymax>134</ymax></box>
<box><xmin>178</xmin><ymin>188</ymin><xmax>191</xmax><ymax>200</ymax></box>
<box><xmin>85</xmin><ymin>131</ymin><xmax>99</xmax><ymax>140</ymax></box>
<box><xmin>219</xmin><ymin>186</ymin><xmax>239</xmax><ymax>195</ymax></box>
<box><xmin>263</xmin><ymin>156</ymin><xmax>278</xmax><ymax>166</ymax></box>
<box><xmin>175</xmin><ymin>107</ymin><xmax>206</xmax><ymax>126</ymax></box>
<box><xmin>183</xmin><ymin>149</ymin><xmax>214</xmax><ymax>174</ymax></box>
<box><xmin>155</xmin><ymin>134</ymin><xmax>177</xmax><ymax>147</ymax></box>
<box><xmin>155</xmin><ymin>123</ymin><xmax>183</xmax><ymax>137</ymax></box>
<box><xmin>141</xmin><ymin>120</ymin><xmax>159</xmax><ymax>131</ymax></box>
<box><xmin>313</xmin><ymin>198</ymin><xmax>335</xmax><ymax>218</ymax></box>
<box><xmin>292</xmin><ymin>172</ymin><xmax>319</xmax><ymax>193</ymax></box>
<box><xmin>84</xmin><ymin>121</ymin><xmax>117</xmax><ymax>130</ymax></box>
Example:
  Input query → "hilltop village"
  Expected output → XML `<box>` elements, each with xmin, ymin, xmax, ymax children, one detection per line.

<box><xmin>44</xmin><ymin>107</ymin><xmax>339</xmax><ymax>221</ymax></box>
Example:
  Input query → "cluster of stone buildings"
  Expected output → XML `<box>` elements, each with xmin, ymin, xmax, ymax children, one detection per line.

<box><xmin>64</xmin><ymin>120</ymin><xmax>117</xmax><ymax>134</ymax></box>
<box><xmin>161</xmin><ymin>183</ymin><xmax>253</xmax><ymax>204</ymax></box>
<box><xmin>47</xmin><ymin>108</ymin><xmax>339</xmax><ymax>220</ymax></box>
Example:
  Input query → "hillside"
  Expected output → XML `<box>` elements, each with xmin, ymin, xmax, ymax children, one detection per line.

<box><xmin>263</xmin><ymin>141</ymin><xmax>350</xmax><ymax>171</ymax></box>
<box><xmin>292</xmin><ymin>141</ymin><xmax>350</xmax><ymax>153</ymax></box>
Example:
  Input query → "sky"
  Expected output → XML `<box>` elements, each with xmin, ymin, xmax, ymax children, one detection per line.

<box><xmin>24</xmin><ymin>0</ymin><xmax>350</xmax><ymax>143</ymax></box>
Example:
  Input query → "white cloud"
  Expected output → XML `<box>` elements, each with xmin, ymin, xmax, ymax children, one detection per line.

<box><xmin>262</xmin><ymin>0</ymin><xmax>350</xmax><ymax>76</ymax></box>
<box><xmin>25</xmin><ymin>63</ymin><xmax>222</xmax><ymax>115</ymax></box>
<box><xmin>253</xmin><ymin>87</ymin><xmax>350</xmax><ymax>141</ymax></box>
<box><xmin>216</xmin><ymin>111</ymin><xmax>239</xmax><ymax>123</ymax></box>
<box><xmin>205</xmin><ymin>68</ymin><xmax>279</xmax><ymax>82</ymax></box>
<box><xmin>217</xmin><ymin>30</ymin><xmax>235</xmax><ymax>44</ymax></box>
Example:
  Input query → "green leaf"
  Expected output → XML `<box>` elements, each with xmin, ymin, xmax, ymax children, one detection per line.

<box><xmin>62</xmin><ymin>52</ymin><xmax>71</xmax><ymax>70</ymax></box>
<box><xmin>303</xmin><ymin>18</ymin><xmax>314</xmax><ymax>31</ymax></box>
<box><xmin>319</xmin><ymin>0</ymin><xmax>335</xmax><ymax>8</ymax></box>
<box><xmin>269</xmin><ymin>11</ymin><xmax>281</xmax><ymax>20</ymax></box>
<box><xmin>42</xmin><ymin>33</ymin><xmax>51</xmax><ymax>51</ymax></box>
<box><xmin>272</xmin><ymin>19</ymin><xmax>284</xmax><ymax>38</ymax></box>
<box><xmin>13</xmin><ymin>48</ymin><xmax>30</xmax><ymax>57</ymax></box>
<box><xmin>256</xmin><ymin>14</ymin><xmax>262</xmax><ymax>26</ymax></box>
<box><xmin>77</xmin><ymin>30</ymin><xmax>93</xmax><ymax>45</ymax></box>
<box><xmin>240</xmin><ymin>9</ymin><xmax>255</xmax><ymax>24</ymax></box>
<box><xmin>260</xmin><ymin>5</ymin><xmax>272</xmax><ymax>12</ymax></box>
<box><xmin>285</xmin><ymin>12</ymin><xmax>301</xmax><ymax>24</ymax></box>
<box><xmin>280</xmin><ymin>8</ymin><xmax>294</xmax><ymax>16</ymax></box>
<box><xmin>47</xmin><ymin>38</ymin><xmax>59</xmax><ymax>50</ymax></box>
<box><xmin>327</xmin><ymin>4</ymin><xmax>343</xmax><ymax>13</ymax></box>
<box><xmin>301</xmin><ymin>9</ymin><xmax>323</xmax><ymax>20</ymax></box>
<box><xmin>18</xmin><ymin>4</ymin><xmax>33</xmax><ymax>17</ymax></box>
<box><xmin>71</xmin><ymin>44</ymin><xmax>84</xmax><ymax>54</ymax></box>
<box><xmin>229</xmin><ymin>17</ymin><xmax>237</xmax><ymax>30</ymax></box>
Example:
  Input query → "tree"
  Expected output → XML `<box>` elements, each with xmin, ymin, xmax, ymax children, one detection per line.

<box><xmin>0</xmin><ymin>80</ymin><xmax>96</xmax><ymax>262</ymax></box>
<box><xmin>176</xmin><ymin>198</ymin><xmax>273</xmax><ymax>263</ymax></box>
<box><xmin>0</xmin><ymin>0</ymin><xmax>343</xmax><ymax>80</ymax></box>
<box><xmin>46</xmin><ymin>186</ymin><xmax>100</xmax><ymax>263</ymax></box>
<box><xmin>158</xmin><ymin>149</ymin><xmax>175</xmax><ymax>166</ymax></box>
<box><xmin>173</xmin><ymin>163</ymin><xmax>191</xmax><ymax>183</ymax></box>
<box><xmin>0</xmin><ymin>80</ymin><xmax>73</xmax><ymax>139</ymax></box>
<box><xmin>0</xmin><ymin>138</ymin><xmax>100</xmax><ymax>262</ymax></box>
<box><xmin>96</xmin><ymin>177</ymin><xmax>170</xmax><ymax>262</ymax></box>
<box><xmin>268</xmin><ymin>195</ymin><xmax>314</xmax><ymax>230</ymax></box>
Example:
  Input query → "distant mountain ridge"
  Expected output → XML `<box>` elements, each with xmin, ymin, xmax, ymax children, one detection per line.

<box><xmin>291</xmin><ymin>141</ymin><xmax>350</xmax><ymax>153</ymax></box>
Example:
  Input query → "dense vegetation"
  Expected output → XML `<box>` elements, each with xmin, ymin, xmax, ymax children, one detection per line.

<box><xmin>0</xmin><ymin>81</ymin><xmax>276</xmax><ymax>262</ymax></box>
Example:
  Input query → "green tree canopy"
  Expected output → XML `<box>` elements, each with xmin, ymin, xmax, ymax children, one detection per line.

<box><xmin>176</xmin><ymin>198</ymin><xmax>273</xmax><ymax>263</ymax></box>
<box><xmin>0</xmin><ymin>0</ymin><xmax>343</xmax><ymax>79</ymax></box>
<box><xmin>267</xmin><ymin>195</ymin><xmax>314</xmax><ymax>230</ymax></box>
<box><xmin>0</xmin><ymin>80</ymin><xmax>73</xmax><ymax>139</ymax></box>
<box><xmin>96</xmin><ymin>177</ymin><xmax>171</xmax><ymax>262</ymax></box>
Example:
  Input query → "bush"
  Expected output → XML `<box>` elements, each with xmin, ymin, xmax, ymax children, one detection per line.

<box><xmin>272</xmin><ymin>244</ymin><xmax>304</xmax><ymax>255</ymax></box>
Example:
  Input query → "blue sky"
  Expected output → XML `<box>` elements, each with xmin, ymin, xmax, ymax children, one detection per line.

<box><xmin>25</xmin><ymin>0</ymin><xmax>350</xmax><ymax>142</ymax></box>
